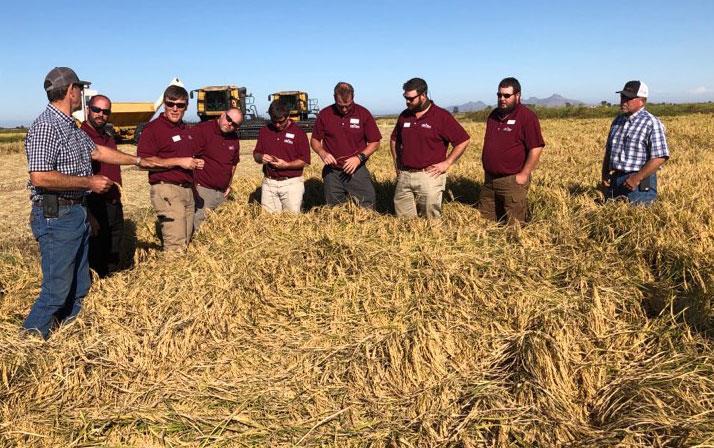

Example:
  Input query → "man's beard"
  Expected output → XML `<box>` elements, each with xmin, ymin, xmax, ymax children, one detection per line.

<box><xmin>498</xmin><ymin>103</ymin><xmax>516</xmax><ymax>116</ymax></box>
<box><xmin>412</xmin><ymin>98</ymin><xmax>431</xmax><ymax>113</ymax></box>
<box><xmin>89</xmin><ymin>118</ymin><xmax>106</xmax><ymax>130</ymax></box>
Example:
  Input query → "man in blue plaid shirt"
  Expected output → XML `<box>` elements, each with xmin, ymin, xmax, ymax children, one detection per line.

<box><xmin>601</xmin><ymin>80</ymin><xmax>669</xmax><ymax>204</ymax></box>
<box><xmin>23</xmin><ymin>67</ymin><xmax>154</xmax><ymax>339</ymax></box>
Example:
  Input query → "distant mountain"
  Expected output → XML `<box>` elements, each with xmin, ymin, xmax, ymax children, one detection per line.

<box><xmin>449</xmin><ymin>101</ymin><xmax>489</xmax><ymax>113</ymax></box>
<box><xmin>523</xmin><ymin>94</ymin><xmax>585</xmax><ymax>107</ymax></box>
<box><xmin>449</xmin><ymin>94</ymin><xmax>586</xmax><ymax>113</ymax></box>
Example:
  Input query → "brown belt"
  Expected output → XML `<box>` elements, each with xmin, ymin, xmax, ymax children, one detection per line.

<box><xmin>152</xmin><ymin>180</ymin><xmax>193</xmax><ymax>188</ymax></box>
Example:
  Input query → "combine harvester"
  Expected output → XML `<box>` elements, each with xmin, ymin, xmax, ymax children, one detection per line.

<box><xmin>190</xmin><ymin>85</ymin><xmax>264</xmax><ymax>139</ymax></box>
<box><xmin>73</xmin><ymin>78</ymin><xmax>185</xmax><ymax>142</ymax></box>
<box><xmin>268</xmin><ymin>90</ymin><xmax>319</xmax><ymax>134</ymax></box>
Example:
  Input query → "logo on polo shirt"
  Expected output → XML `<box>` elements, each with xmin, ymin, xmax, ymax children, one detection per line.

<box><xmin>172</xmin><ymin>135</ymin><xmax>181</xmax><ymax>142</ymax></box>
<box><xmin>507</xmin><ymin>119</ymin><xmax>516</xmax><ymax>125</ymax></box>
<box><xmin>349</xmin><ymin>118</ymin><xmax>361</xmax><ymax>129</ymax></box>
<box><xmin>228</xmin><ymin>145</ymin><xmax>236</xmax><ymax>151</ymax></box>
<box><xmin>502</xmin><ymin>127</ymin><xmax>513</xmax><ymax>132</ymax></box>
<box><xmin>286</xmin><ymin>133</ymin><xmax>295</xmax><ymax>139</ymax></box>
<box><xmin>420</xmin><ymin>123</ymin><xmax>432</xmax><ymax>129</ymax></box>
<box><xmin>403</xmin><ymin>122</ymin><xmax>411</xmax><ymax>128</ymax></box>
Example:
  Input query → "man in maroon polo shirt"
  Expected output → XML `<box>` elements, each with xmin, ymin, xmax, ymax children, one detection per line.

<box><xmin>137</xmin><ymin>85</ymin><xmax>205</xmax><ymax>251</ymax></box>
<box><xmin>80</xmin><ymin>94</ymin><xmax>124</xmax><ymax>277</ymax></box>
<box><xmin>311</xmin><ymin>82</ymin><xmax>381</xmax><ymax>209</ymax></box>
<box><xmin>390</xmin><ymin>77</ymin><xmax>470</xmax><ymax>218</ymax></box>
<box><xmin>254</xmin><ymin>101</ymin><xmax>310</xmax><ymax>213</ymax></box>
<box><xmin>192</xmin><ymin>107</ymin><xmax>243</xmax><ymax>230</ymax></box>
<box><xmin>479</xmin><ymin>77</ymin><xmax>545</xmax><ymax>224</ymax></box>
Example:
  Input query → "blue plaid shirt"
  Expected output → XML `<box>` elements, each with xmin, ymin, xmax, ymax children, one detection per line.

<box><xmin>606</xmin><ymin>107</ymin><xmax>669</xmax><ymax>172</ymax></box>
<box><xmin>25</xmin><ymin>104</ymin><xmax>96</xmax><ymax>202</ymax></box>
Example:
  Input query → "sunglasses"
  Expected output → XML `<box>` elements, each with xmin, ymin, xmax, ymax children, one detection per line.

<box><xmin>165</xmin><ymin>100</ymin><xmax>187</xmax><ymax>109</ymax></box>
<box><xmin>497</xmin><ymin>93</ymin><xmax>516</xmax><ymax>99</ymax></box>
<box><xmin>89</xmin><ymin>105</ymin><xmax>111</xmax><ymax>115</ymax></box>
<box><xmin>404</xmin><ymin>94</ymin><xmax>421</xmax><ymax>102</ymax></box>
<box><xmin>225</xmin><ymin>113</ymin><xmax>240</xmax><ymax>127</ymax></box>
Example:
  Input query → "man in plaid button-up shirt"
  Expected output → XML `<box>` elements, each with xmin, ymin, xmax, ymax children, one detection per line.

<box><xmin>22</xmin><ymin>67</ymin><xmax>155</xmax><ymax>339</ymax></box>
<box><xmin>601</xmin><ymin>80</ymin><xmax>669</xmax><ymax>204</ymax></box>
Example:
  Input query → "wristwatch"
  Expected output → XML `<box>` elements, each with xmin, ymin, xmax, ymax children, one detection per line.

<box><xmin>135</xmin><ymin>156</ymin><xmax>142</xmax><ymax>166</ymax></box>
<box><xmin>357</xmin><ymin>153</ymin><xmax>368</xmax><ymax>163</ymax></box>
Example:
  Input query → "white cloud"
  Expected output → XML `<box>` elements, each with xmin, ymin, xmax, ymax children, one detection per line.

<box><xmin>690</xmin><ymin>86</ymin><xmax>712</xmax><ymax>94</ymax></box>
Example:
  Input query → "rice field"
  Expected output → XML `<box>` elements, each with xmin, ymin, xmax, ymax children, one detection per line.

<box><xmin>1</xmin><ymin>114</ymin><xmax>713</xmax><ymax>447</ymax></box>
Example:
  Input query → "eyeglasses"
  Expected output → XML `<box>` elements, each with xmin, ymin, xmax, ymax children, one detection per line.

<box><xmin>89</xmin><ymin>105</ymin><xmax>111</xmax><ymax>115</ymax></box>
<box><xmin>165</xmin><ymin>100</ymin><xmax>187</xmax><ymax>109</ymax></box>
<box><xmin>497</xmin><ymin>93</ymin><xmax>516</xmax><ymax>99</ymax></box>
<box><xmin>225</xmin><ymin>113</ymin><xmax>241</xmax><ymax>127</ymax></box>
<box><xmin>271</xmin><ymin>116</ymin><xmax>289</xmax><ymax>125</ymax></box>
<box><xmin>404</xmin><ymin>94</ymin><xmax>420</xmax><ymax>102</ymax></box>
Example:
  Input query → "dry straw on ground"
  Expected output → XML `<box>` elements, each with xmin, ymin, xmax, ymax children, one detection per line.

<box><xmin>1</xmin><ymin>115</ymin><xmax>713</xmax><ymax>447</ymax></box>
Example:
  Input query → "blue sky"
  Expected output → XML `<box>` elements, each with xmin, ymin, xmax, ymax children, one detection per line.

<box><xmin>1</xmin><ymin>0</ymin><xmax>712</xmax><ymax>126</ymax></box>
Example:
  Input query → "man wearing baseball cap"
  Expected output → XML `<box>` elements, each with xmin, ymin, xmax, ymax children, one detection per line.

<box><xmin>601</xmin><ymin>80</ymin><xmax>670</xmax><ymax>204</ymax></box>
<box><xmin>23</xmin><ymin>67</ymin><xmax>155</xmax><ymax>339</ymax></box>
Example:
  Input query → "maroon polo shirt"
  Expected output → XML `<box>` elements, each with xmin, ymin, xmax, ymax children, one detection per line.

<box><xmin>254</xmin><ymin>121</ymin><xmax>310</xmax><ymax>178</ymax></box>
<box><xmin>80</xmin><ymin>121</ymin><xmax>121</xmax><ymax>201</ymax></box>
<box><xmin>312</xmin><ymin>103</ymin><xmax>381</xmax><ymax>168</ymax></box>
<box><xmin>390</xmin><ymin>102</ymin><xmax>470</xmax><ymax>170</ymax></box>
<box><xmin>191</xmin><ymin>119</ymin><xmax>240</xmax><ymax>191</ymax></box>
<box><xmin>482</xmin><ymin>104</ymin><xmax>545</xmax><ymax>176</ymax></box>
<box><xmin>137</xmin><ymin>114</ymin><xmax>196</xmax><ymax>185</ymax></box>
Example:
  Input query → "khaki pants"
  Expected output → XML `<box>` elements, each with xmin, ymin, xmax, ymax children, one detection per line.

<box><xmin>261</xmin><ymin>176</ymin><xmax>304</xmax><ymax>213</ymax></box>
<box><xmin>150</xmin><ymin>183</ymin><xmax>194</xmax><ymax>251</ymax></box>
<box><xmin>194</xmin><ymin>185</ymin><xmax>226</xmax><ymax>230</ymax></box>
<box><xmin>394</xmin><ymin>170</ymin><xmax>447</xmax><ymax>218</ymax></box>
<box><xmin>477</xmin><ymin>173</ymin><xmax>529</xmax><ymax>224</ymax></box>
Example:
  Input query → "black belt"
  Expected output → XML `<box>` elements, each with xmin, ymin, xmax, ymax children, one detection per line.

<box><xmin>266</xmin><ymin>175</ymin><xmax>292</xmax><ymax>181</ymax></box>
<box><xmin>33</xmin><ymin>196</ymin><xmax>86</xmax><ymax>207</ymax></box>
<box><xmin>152</xmin><ymin>181</ymin><xmax>193</xmax><ymax>188</ymax></box>
<box><xmin>401</xmin><ymin>167</ymin><xmax>428</xmax><ymax>173</ymax></box>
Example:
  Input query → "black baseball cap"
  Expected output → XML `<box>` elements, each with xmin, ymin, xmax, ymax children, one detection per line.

<box><xmin>617</xmin><ymin>80</ymin><xmax>649</xmax><ymax>99</ymax></box>
<box><xmin>44</xmin><ymin>67</ymin><xmax>91</xmax><ymax>92</ymax></box>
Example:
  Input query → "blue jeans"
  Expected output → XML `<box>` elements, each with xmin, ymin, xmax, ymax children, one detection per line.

<box><xmin>606</xmin><ymin>172</ymin><xmax>657</xmax><ymax>204</ymax></box>
<box><xmin>23</xmin><ymin>204</ymin><xmax>91</xmax><ymax>339</ymax></box>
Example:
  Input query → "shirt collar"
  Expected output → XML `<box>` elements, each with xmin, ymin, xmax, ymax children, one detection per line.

<box><xmin>627</xmin><ymin>107</ymin><xmax>646</xmax><ymax>121</ymax></box>
<box><xmin>80</xmin><ymin>120</ymin><xmax>108</xmax><ymax>139</ymax></box>
<box><xmin>405</xmin><ymin>101</ymin><xmax>437</xmax><ymax>119</ymax></box>
<box><xmin>47</xmin><ymin>104</ymin><xmax>75</xmax><ymax>125</ymax></box>
<box><xmin>495</xmin><ymin>103</ymin><xmax>522</xmax><ymax>122</ymax></box>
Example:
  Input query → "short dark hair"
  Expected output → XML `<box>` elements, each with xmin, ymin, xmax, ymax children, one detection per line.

<box><xmin>402</xmin><ymin>78</ymin><xmax>428</xmax><ymax>95</ymax></box>
<box><xmin>89</xmin><ymin>94</ymin><xmax>111</xmax><ymax>107</ymax></box>
<box><xmin>163</xmin><ymin>85</ymin><xmax>188</xmax><ymax>102</ymax></box>
<box><xmin>268</xmin><ymin>100</ymin><xmax>289</xmax><ymax>121</ymax></box>
<box><xmin>46</xmin><ymin>85</ymin><xmax>69</xmax><ymax>102</ymax></box>
<box><xmin>334</xmin><ymin>82</ymin><xmax>354</xmax><ymax>100</ymax></box>
<box><xmin>498</xmin><ymin>77</ymin><xmax>521</xmax><ymax>94</ymax></box>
